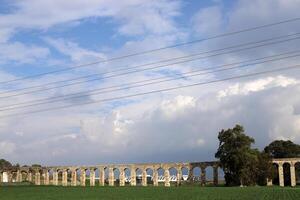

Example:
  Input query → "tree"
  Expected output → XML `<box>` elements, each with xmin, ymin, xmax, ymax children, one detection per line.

<box><xmin>0</xmin><ymin>159</ymin><xmax>13</xmax><ymax>169</ymax></box>
<box><xmin>215</xmin><ymin>124</ymin><xmax>258</xmax><ymax>186</ymax></box>
<box><xmin>264</xmin><ymin>140</ymin><xmax>300</xmax><ymax>158</ymax></box>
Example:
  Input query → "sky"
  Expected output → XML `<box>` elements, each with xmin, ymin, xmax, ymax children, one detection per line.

<box><xmin>0</xmin><ymin>0</ymin><xmax>300</xmax><ymax>166</ymax></box>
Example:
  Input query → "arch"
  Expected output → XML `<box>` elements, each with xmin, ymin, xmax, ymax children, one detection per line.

<box><xmin>272</xmin><ymin>163</ymin><xmax>279</xmax><ymax>185</ymax></box>
<box><xmin>218</xmin><ymin>167</ymin><xmax>225</xmax><ymax>185</ymax></box>
<box><xmin>168</xmin><ymin>167</ymin><xmax>178</xmax><ymax>186</ymax></box>
<box><xmin>205</xmin><ymin>165</ymin><xmax>214</xmax><ymax>185</ymax></box>
<box><xmin>181</xmin><ymin>166</ymin><xmax>189</xmax><ymax>183</ymax></box>
<box><xmin>124</xmin><ymin>168</ymin><xmax>131</xmax><ymax>185</ymax></box>
<box><xmin>157</xmin><ymin>167</ymin><xmax>165</xmax><ymax>186</ymax></box>
<box><xmin>57</xmin><ymin>169</ymin><xmax>63</xmax><ymax>185</ymax></box>
<box><xmin>94</xmin><ymin>168</ymin><xmax>100</xmax><ymax>186</ymax></box>
<box><xmin>283</xmin><ymin>163</ymin><xmax>291</xmax><ymax>186</ymax></box>
<box><xmin>192</xmin><ymin>166</ymin><xmax>201</xmax><ymax>184</ymax></box>
<box><xmin>113</xmin><ymin>168</ymin><xmax>120</xmax><ymax>186</ymax></box>
<box><xmin>85</xmin><ymin>168</ymin><xmax>91</xmax><ymax>186</ymax></box>
<box><xmin>146</xmin><ymin>168</ymin><xmax>153</xmax><ymax>185</ymax></box>
<box><xmin>135</xmin><ymin>168</ymin><xmax>143</xmax><ymax>185</ymax></box>
<box><xmin>104</xmin><ymin>167</ymin><xmax>109</xmax><ymax>186</ymax></box>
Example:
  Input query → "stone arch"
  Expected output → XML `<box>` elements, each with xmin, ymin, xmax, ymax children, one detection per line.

<box><xmin>20</xmin><ymin>169</ymin><xmax>28</xmax><ymax>182</ymax></box>
<box><xmin>272</xmin><ymin>163</ymin><xmax>279</xmax><ymax>185</ymax></box>
<box><xmin>123</xmin><ymin>168</ymin><xmax>130</xmax><ymax>185</ymax></box>
<box><xmin>181</xmin><ymin>166</ymin><xmax>189</xmax><ymax>183</ymax></box>
<box><xmin>146</xmin><ymin>168</ymin><xmax>153</xmax><ymax>185</ymax></box>
<box><xmin>192</xmin><ymin>166</ymin><xmax>201</xmax><ymax>184</ymax></box>
<box><xmin>57</xmin><ymin>169</ymin><xmax>64</xmax><ymax>185</ymax></box>
<box><xmin>283</xmin><ymin>162</ymin><xmax>291</xmax><ymax>186</ymax></box>
<box><xmin>104</xmin><ymin>167</ymin><xmax>109</xmax><ymax>185</ymax></box>
<box><xmin>205</xmin><ymin>165</ymin><xmax>214</xmax><ymax>185</ymax></box>
<box><xmin>157</xmin><ymin>167</ymin><xmax>165</xmax><ymax>186</ymax></box>
<box><xmin>94</xmin><ymin>168</ymin><xmax>100</xmax><ymax>186</ymax></box>
<box><xmin>135</xmin><ymin>168</ymin><xmax>143</xmax><ymax>185</ymax></box>
<box><xmin>168</xmin><ymin>167</ymin><xmax>177</xmax><ymax>186</ymax></box>
<box><xmin>113</xmin><ymin>167</ymin><xmax>120</xmax><ymax>186</ymax></box>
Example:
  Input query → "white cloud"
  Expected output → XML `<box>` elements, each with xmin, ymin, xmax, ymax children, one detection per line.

<box><xmin>0</xmin><ymin>42</ymin><xmax>50</xmax><ymax>64</ymax></box>
<box><xmin>44</xmin><ymin>37</ymin><xmax>106</xmax><ymax>63</ymax></box>
<box><xmin>218</xmin><ymin>75</ymin><xmax>298</xmax><ymax>98</ymax></box>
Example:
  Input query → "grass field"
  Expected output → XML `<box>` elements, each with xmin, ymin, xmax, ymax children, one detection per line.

<box><xmin>0</xmin><ymin>186</ymin><xmax>300</xmax><ymax>200</ymax></box>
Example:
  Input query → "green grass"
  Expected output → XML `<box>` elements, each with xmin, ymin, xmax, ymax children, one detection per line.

<box><xmin>0</xmin><ymin>186</ymin><xmax>300</xmax><ymax>200</ymax></box>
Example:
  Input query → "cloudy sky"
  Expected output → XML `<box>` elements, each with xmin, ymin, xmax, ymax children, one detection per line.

<box><xmin>0</xmin><ymin>0</ymin><xmax>300</xmax><ymax>166</ymax></box>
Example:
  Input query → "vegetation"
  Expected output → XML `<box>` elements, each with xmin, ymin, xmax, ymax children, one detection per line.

<box><xmin>264</xmin><ymin>140</ymin><xmax>300</xmax><ymax>158</ymax></box>
<box><xmin>215</xmin><ymin>124</ymin><xmax>300</xmax><ymax>186</ymax></box>
<box><xmin>0</xmin><ymin>159</ymin><xmax>12</xmax><ymax>169</ymax></box>
<box><xmin>215</xmin><ymin>125</ymin><xmax>272</xmax><ymax>186</ymax></box>
<box><xmin>0</xmin><ymin>186</ymin><xmax>300</xmax><ymax>200</ymax></box>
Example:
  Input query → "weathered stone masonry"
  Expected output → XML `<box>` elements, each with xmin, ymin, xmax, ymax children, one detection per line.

<box><xmin>1</xmin><ymin>158</ymin><xmax>299</xmax><ymax>187</ymax></box>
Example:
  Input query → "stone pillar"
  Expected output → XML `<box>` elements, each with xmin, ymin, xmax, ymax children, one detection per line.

<box><xmin>44</xmin><ymin>171</ymin><xmax>49</xmax><ymax>185</ymax></box>
<box><xmin>53</xmin><ymin>171</ymin><xmax>58</xmax><ymax>186</ymax></box>
<box><xmin>16</xmin><ymin>170</ymin><xmax>22</xmax><ymax>182</ymax></box>
<box><xmin>0</xmin><ymin>172</ymin><xmax>3</xmax><ymax>183</ymax></box>
<box><xmin>201</xmin><ymin>166</ymin><xmax>206</xmax><ymax>186</ymax></box>
<box><xmin>153</xmin><ymin>170</ymin><xmax>158</xmax><ymax>186</ymax></box>
<box><xmin>35</xmin><ymin>171</ymin><xmax>40</xmax><ymax>185</ymax></box>
<box><xmin>290</xmin><ymin>163</ymin><xmax>296</xmax><ymax>187</ymax></box>
<box><xmin>164</xmin><ymin>169</ymin><xmax>170</xmax><ymax>187</ymax></box>
<box><xmin>108</xmin><ymin>167</ymin><xmax>114</xmax><ymax>186</ymax></box>
<box><xmin>142</xmin><ymin>169</ymin><xmax>147</xmax><ymax>186</ymax></box>
<box><xmin>8</xmin><ymin>172</ymin><xmax>12</xmax><ymax>183</ymax></box>
<box><xmin>119</xmin><ymin>168</ymin><xmax>125</xmax><ymax>186</ymax></box>
<box><xmin>71</xmin><ymin>170</ymin><xmax>77</xmax><ymax>186</ymax></box>
<box><xmin>177</xmin><ymin>168</ymin><xmax>182</xmax><ymax>186</ymax></box>
<box><xmin>130</xmin><ymin>167</ymin><xmax>136</xmax><ymax>186</ymax></box>
<box><xmin>99</xmin><ymin>168</ymin><xmax>105</xmax><ymax>186</ymax></box>
<box><xmin>62</xmin><ymin>170</ymin><xmax>68</xmax><ymax>186</ymax></box>
<box><xmin>278</xmin><ymin>163</ymin><xmax>284</xmax><ymax>187</ymax></box>
<box><xmin>27</xmin><ymin>172</ymin><xmax>32</xmax><ymax>183</ymax></box>
<box><xmin>267</xmin><ymin>178</ymin><xmax>273</xmax><ymax>186</ymax></box>
<box><xmin>80</xmin><ymin>169</ymin><xmax>86</xmax><ymax>186</ymax></box>
<box><xmin>213</xmin><ymin>166</ymin><xmax>218</xmax><ymax>186</ymax></box>
<box><xmin>90</xmin><ymin>169</ymin><xmax>95</xmax><ymax>186</ymax></box>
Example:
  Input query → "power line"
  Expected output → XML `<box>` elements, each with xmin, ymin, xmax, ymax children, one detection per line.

<box><xmin>1</xmin><ymin>50</ymin><xmax>300</xmax><ymax>111</ymax></box>
<box><xmin>1</xmin><ymin>64</ymin><xmax>299</xmax><ymax>118</ymax></box>
<box><xmin>1</xmin><ymin>33</ymin><xmax>299</xmax><ymax>99</ymax></box>
<box><xmin>1</xmin><ymin>16</ymin><xmax>300</xmax><ymax>85</ymax></box>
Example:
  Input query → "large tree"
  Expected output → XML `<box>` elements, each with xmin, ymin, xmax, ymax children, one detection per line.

<box><xmin>264</xmin><ymin>140</ymin><xmax>300</xmax><ymax>158</ymax></box>
<box><xmin>215</xmin><ymin>124</ymin><xmax>259</xmax><ymax>186</ymax></box>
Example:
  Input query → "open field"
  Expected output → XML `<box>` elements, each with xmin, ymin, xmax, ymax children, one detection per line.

<box><xmin>0</xmin><ymin>186</ymin><xmax>300</xmax><ymax>200</ymax></box>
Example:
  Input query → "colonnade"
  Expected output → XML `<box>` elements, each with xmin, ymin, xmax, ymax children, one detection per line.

<box><xmin>0</xmin><ymin>161</ymin><xmax>220</xmax><ymax>187</ymax></box>
<box><xmin>267</xmin><ymin>158</ymin><xmax>300</xmax><ymax>187</ymax></box>
<box><xmin>2</xmin><ymin>158</ymin><xmax>298</xmax><ymax>187</ymax></box>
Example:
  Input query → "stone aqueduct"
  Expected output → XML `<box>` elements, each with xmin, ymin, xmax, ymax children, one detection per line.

<box><xmin>0</xmin><ymin>158</ymin><xmax>299</xmax><ymax>187</ymax></box>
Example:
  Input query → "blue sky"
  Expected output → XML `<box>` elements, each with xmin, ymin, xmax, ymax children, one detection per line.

<box><xmin>0</xmin><ymin>0</ymin><xmax>300</xmax><ymax>166</ymax></box>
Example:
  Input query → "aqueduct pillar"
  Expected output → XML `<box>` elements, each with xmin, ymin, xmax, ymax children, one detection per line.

<box><xmin>80</xmin><ymin>168</ymin><xmax>86</xmax><ymax>186</ymax></box>
<box><xmin>71</xmin><ymin>169</ymin><xmax>77</xmax><ymax>186</ymax></box>
<box><xmin>90</xmin><ymin>168</ymin><xmax>95</xmax><ymax>186</ymax></box>
<box><xmin>99</xmin><ymin>167</ymin><xmax>105</xmax><ymax>186</ymax></box>
<box><xmin>108</xmin><ymin>167</ymin><xmax>114</xmax><ymax>186</ymax></box>
<box><xmin>130</xmin><ymin>167</ymin><xmax>136</xmax><ymax>186</ymax></box>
